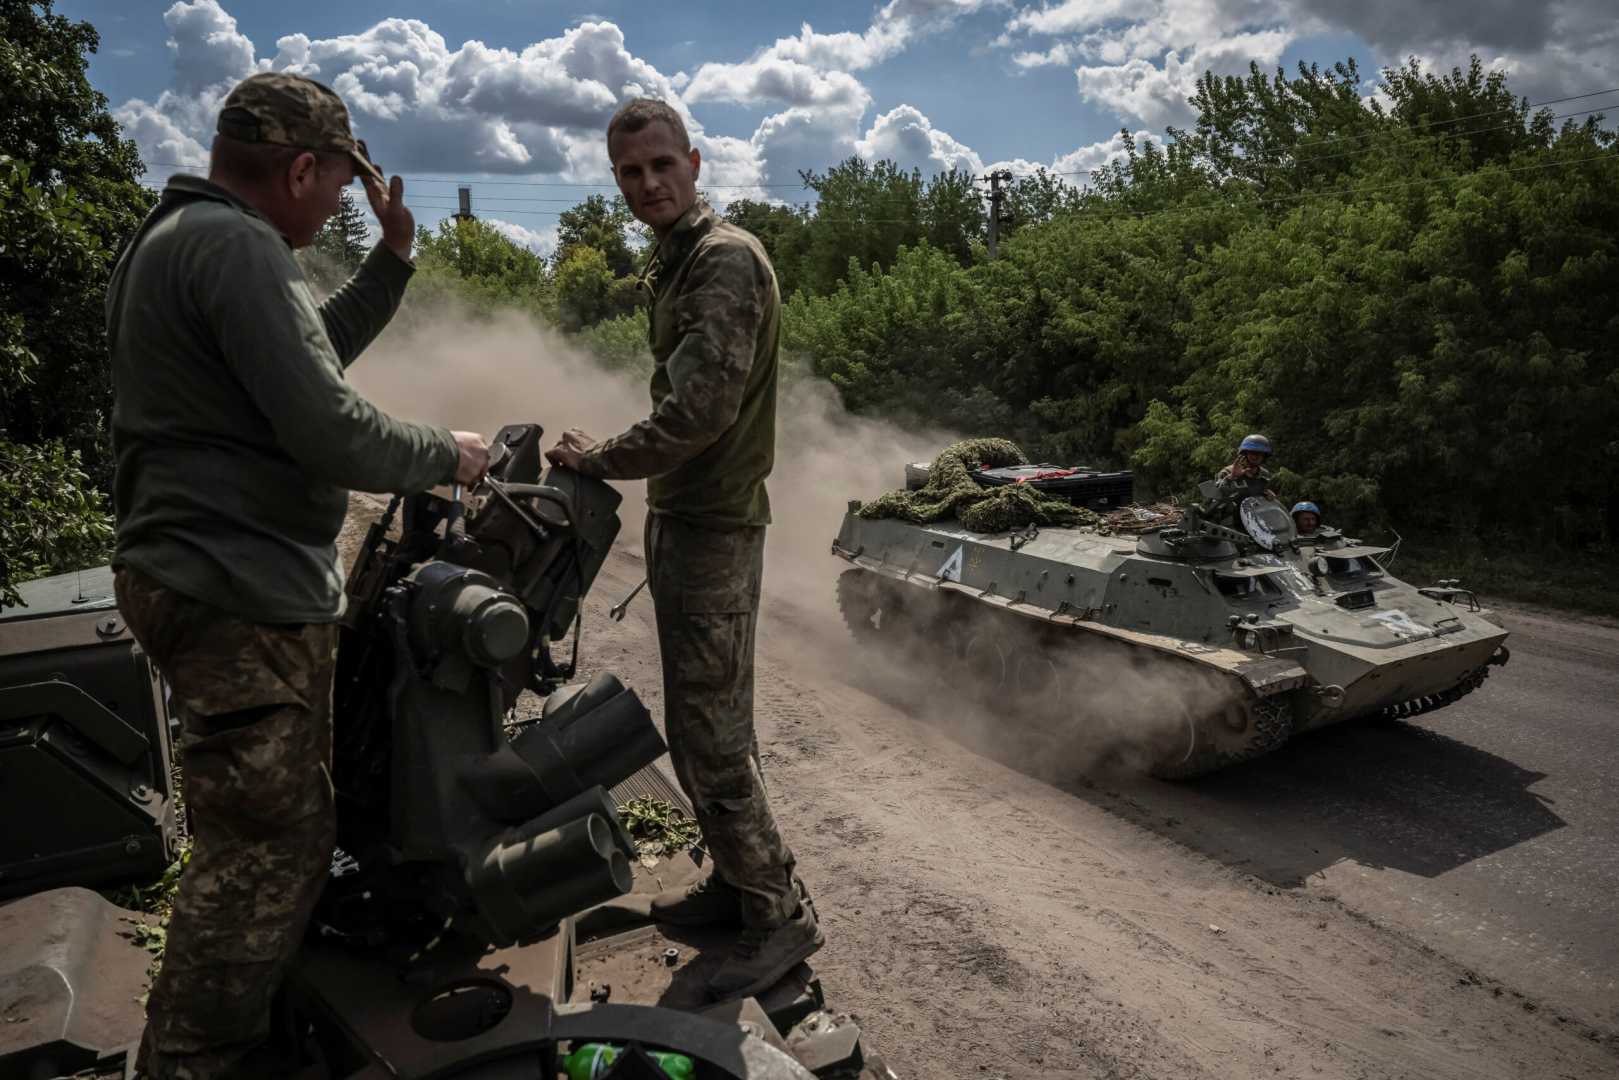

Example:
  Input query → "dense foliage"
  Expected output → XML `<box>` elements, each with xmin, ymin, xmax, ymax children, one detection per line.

<box><xmin>5</xmin><ymin>18</ymin><xmax>1616</xmax><ymax>608</ymax></box>
<box><xmin>1</xmin><ymin>0</ymin><xmax>151</xmax><ymax>603</ymax></box>
<box><xmin>777</xmin><ymin>59</ymin><xmax>1619</xmax><ymax>557</ymax></box>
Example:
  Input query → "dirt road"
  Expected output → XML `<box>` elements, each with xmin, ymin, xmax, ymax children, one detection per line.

<box><xmin>1073</xmin><ymin>605</ymin><xmax>1619</xmax><ymax>1038</ymax></box>
<box><xmin>577</xmin><ymin>543</ymin><xmax>1618</xmax><ymax>1080</ymax></box>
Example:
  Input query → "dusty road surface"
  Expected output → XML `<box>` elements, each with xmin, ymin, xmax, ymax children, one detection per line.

<box><xmin>574</xmin><ymin>541</ymin><xmax>1619</xmax><ymax>1080</ymax></box>
<box><xmin>338</xmin><ymin>323</ymin><xmax>1616</xmax><ymax>1077</ymax></box>
<box><xmin>1073</xmin><ymin>605</ymin><xmax>1619</xmax><ymax>1038</ymax></box>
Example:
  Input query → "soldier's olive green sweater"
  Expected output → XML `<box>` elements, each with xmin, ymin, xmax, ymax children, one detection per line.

<box><xmin>580</xmin><ymin>201</ymin><xmax>778</xmax><ymax>529</ymax></box>
<box><xmin>107</xmin><ymin>175</ymin><xmax>458</xmax><ymax>624</ymax></box>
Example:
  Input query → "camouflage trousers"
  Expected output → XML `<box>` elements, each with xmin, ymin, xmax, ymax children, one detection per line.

<box><xmin>114</xmin><ymin>566</ymin><xmax>338</xmax><ymax>1080</ymax></box>
<box><xmin>646</xmin><ymin>515</ymin><xmax>798</xmax><ymax>928</ymax></box>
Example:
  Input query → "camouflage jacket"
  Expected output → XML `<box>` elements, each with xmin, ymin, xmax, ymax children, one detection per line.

<box><xmin>107</xmin><ymin>176</ymin><xmax>457</xmax><ymax>623</ymax></box>
<box><xmin>1214</xmin><ymin>463</ymin><xmax>1275</xmax><ymax>503</ymax></box>
<box><xmin>580</xmin><ymin>201</ymin><xmax>779</xmax><ymax>529</ymax></box>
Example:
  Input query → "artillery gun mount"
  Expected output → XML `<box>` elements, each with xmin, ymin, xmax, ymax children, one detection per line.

<box><xmin>1</xmin><ymin>423</ymin><xmax>889</xmax><ymax>1079</ymax></box>
<box><xmin>834</xmin><ymin>458</ymin><xmax>1510</xmax><ymax>778</ymax></box>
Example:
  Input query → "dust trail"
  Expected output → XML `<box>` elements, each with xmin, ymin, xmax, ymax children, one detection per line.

<box><xmin>347</xmin><ymin>297</ymin><xmax>1226</xmax><ymax>779</ymax></box>
<box><xmin>349</xmin><ymin>300</ymin><xmax>654</xmax><ymax>545</ymax></box>
<box><xmin>349</xmin><ymin>296</ymin><xmax>948</xmax><ymax>610</ymax></box>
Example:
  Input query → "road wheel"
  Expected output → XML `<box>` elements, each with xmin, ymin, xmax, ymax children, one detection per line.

<box><xmin>836</xmin><ymin>569</ymin><xmax>893</xmax><ymax>642</ymax></box>
<box><xmin>958</xmin><ymin>627</ymin><xmax>1009</xmax><ymax>697</ymax></box>
<box><xmin>1012</xmin><ymin>652</ymin><xmax>1063</xmax><ymax>719</ymax></box>
<box><xmin>1150</xmin><ymin>695</ymin><xmax>1295</xmax><ymax>779</ymax></box>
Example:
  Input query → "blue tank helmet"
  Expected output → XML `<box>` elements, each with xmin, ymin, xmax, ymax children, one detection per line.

<box><xmin>1291</xmin><ymin>501</ymin><xmax>1320</xmax><ymax>516</ymax></box>
<box><xmin>1239</xmin><ymin>434</ymin><xmax>1273</xmax><ymax>455</ymax></box>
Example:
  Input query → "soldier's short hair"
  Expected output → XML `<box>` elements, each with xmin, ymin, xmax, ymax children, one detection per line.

<box><xmin>209</xmin><ymin>134</ymin><xmax>349</xmax><ymax>185</ymax></box>
<box><xmin>606</xmin><ymin>98</ymin><xmax>690</xmax><ymax>160</ymax></box>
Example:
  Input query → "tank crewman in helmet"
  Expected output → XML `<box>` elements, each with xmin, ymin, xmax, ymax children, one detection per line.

<box><xmin>1292</xmin><ymin>501</ymin><xmax>1322</xmax><ymax>536</ymax></box>
<box><xmin>1214</xmin><ymin>433</ymin><xmax>1277</xmax><ymax>502</ymax></box>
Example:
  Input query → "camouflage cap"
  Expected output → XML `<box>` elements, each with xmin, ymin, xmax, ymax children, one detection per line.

<box><xmin>216</xmin><ymin>72</ymin><xmax>385</xmax><ymax>186</ymax></box>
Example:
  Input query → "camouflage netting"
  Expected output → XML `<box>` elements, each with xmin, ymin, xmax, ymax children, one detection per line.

<box><xmin>1100</xmin><ymin>502</ymin><xmax>1185</xmax><ymax>534</ymax></box>
<box><xmin>857</xmin><ymin>437</ymin><xmax>1104</xmax><ymax>533</ymax></box>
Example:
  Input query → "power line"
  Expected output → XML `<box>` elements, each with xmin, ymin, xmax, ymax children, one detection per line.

<box><xmin>139</xmin><ymin>150</ymin><xmax>1615</xmax><ymax>227</ymax></box>
<box><xmin>138</xmin><ymin>161</ymin><xmax>809</xmax><ymax>190</ymax></box>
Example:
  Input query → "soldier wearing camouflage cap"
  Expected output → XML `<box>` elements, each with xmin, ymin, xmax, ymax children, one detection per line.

<box><xmin>107</xmin><ymin>71</ymin><xmax>490</xmax><ymax>1077</ymax></box>
<box><xmin>547</xmin><ymin>98</ymin><xmax>823</xmax><ymax>1003</ymax></box>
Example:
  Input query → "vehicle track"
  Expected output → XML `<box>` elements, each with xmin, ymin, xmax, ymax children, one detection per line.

<box><xmin>577</xmin><ymin>540</ymin><xmax>1618</xmax><ymax>1080</ymax></box>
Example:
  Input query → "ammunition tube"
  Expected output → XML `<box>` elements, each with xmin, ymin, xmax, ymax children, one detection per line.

<box><xmin>523</xmin><ymin>785</ymin><xmax>637</xmax><ymax>859</ymax></box>
<box><xmin>407</xmin><ymin>562</ymin><xmax>530</xmax><ymax>667</ymax></box>
<box><xmin>548</xmin><ymin>685</ymin><xmax>664</xmax><ymax>792</ymax></box>
<box><xmin>470</xmin><ymin>812</ymin><xmax>632</xmax><ymax>946</ymax></box>
<box><xmin>511</xmin><ymin>676</ymin><xmax>664</xmax><ymax>802</ymax></box>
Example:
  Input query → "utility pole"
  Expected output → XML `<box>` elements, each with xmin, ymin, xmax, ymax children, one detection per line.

<box><xmin>454</xmin><ymin>185</ymin><xmax>475</xmax><ymax>221</ymax></box>
<box><xmin>984</xmin><ymin>169</ymin><xmax>1012</xmax><ymax>259</ymax></box>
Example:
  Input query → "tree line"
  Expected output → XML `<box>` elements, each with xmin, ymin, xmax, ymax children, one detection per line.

<box><xmin>2</xmin><ymin>0</ymin><xmax>1615</xmax><ymax>604</ymax></box>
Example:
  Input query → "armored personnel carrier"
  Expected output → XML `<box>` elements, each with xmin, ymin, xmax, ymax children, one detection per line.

<box><xmin>832</xmin><ymin>447</ymin><xmax>1510</xmax><ymax>777</ymax></box>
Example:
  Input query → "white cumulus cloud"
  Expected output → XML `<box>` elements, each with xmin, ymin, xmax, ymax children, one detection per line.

<box><xmin>989</xmin><ymin>129</ymin><xmax>1162</xmax><ymax>185</ymax></box>
<box><xmin>685</xmin><ymin>59</ymin><xmax>872</xmax><ymax>110</ymax></box>
<box><xmin>856</xmin><ymin>105</ymin><xmax>984</xmax><ymax>176</ymax></box>
<box><xmin>1001</xmin><ymin>0</ymin><xmax>1617</xmax><ymax>131</ymax></box>
<box><xmin>750</xmin><ymin>104</ymin><xmax>865</xmax><ymax>190</ymax></box>
<box><xmin>487</xmin><ymin>218</ymin><xmax>559</xmax><ymax>257</ymax></box>
<box><xmin>115</xmin><ymin>3</ymin><xmax>719</xmax><ymax>179</ymax></box>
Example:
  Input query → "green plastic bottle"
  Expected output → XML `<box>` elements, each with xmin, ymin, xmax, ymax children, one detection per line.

<box><xmin>561</xmin><ymin>1042</ymin><xmax>695</xmax><ymax>1080</ymax></box>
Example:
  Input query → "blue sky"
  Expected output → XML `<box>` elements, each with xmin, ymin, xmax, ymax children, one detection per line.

<box><xmin>58</xmin><ymin>1</ymin><xmax>1617</xmax><ymax>252</ymax></box>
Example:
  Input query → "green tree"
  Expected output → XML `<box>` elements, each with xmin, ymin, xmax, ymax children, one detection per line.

<box><xmin>553</xmin><ymin>244</ymin><xmax>620</xmax><ymax>331</ymax></box>
<box><xmin>411</xmin><ymin>215</ymin><xmax>550</xmax><ymax>317</ymax></box>
<box><xmin>722</xmin><ymin>198</ymin><xmax>811</xmax><ymax>297</ymax></box>
<box><xmin>1001</xmin><ymin>168</ymin><xmax>1083</xmax><ymax>238</ymax></box>
<box><xmin>555</xmin><ymin>194</ymin><xmax>637</xmax><ymax>277</ymax></box>
<box><xmin>312</xmin><ymin>188</ymin><xmax>368</xmax><ymax>270</ymax></box>
<box><xmin>798</xmin><ymin>158</ymin><xmax>925</xmax><ymax>294</ymax></box>
<box><xmin>0</xmin><ymin>0</ymin><xmax>151</xmax><ymax>600</ymax></box>
<box><xmin>784</xmin><ymin>242</ymin><xmax>1011</xmax><ymax>434</ymax></box>
<box><xmin>919</xmin><ymin>168</ymin><xmax>986</xmax><ymax>266</ymax></box>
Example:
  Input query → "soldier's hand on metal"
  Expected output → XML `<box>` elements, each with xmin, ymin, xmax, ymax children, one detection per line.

<box><xmin>545</xmin><ymin>428</ymin><xmax>596</xmax><ymax>470</ymax></box>
<box><xmin>362</xmin><ymin>171</ymin><xmax>415</xmax><ymax>263</ymax></box>
<box><xmin>452</xmin><ymin>430</ymin><xmax>491</xmax><ymax>486</ymax></box>
<box><xmin>560</xmin><ymin>428</ymin><xmax>597</xmax><ymax>452</ymax></box>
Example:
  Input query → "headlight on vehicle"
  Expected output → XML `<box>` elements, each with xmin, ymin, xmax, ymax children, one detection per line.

<box><xmin>1241</xmin><ymin>630</ymin><xmax>1260</xmax><ymax>651</ymax></box>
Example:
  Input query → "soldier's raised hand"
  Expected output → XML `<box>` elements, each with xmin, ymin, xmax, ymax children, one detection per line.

<box><xmin>362</xmin><ymin>170</ymin><xmax>415</xmax><ymax>263</ymax></box>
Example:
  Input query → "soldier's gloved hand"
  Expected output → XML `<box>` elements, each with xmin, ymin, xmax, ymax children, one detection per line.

<box><xmin>452</xmin><ymin>431</ymin><xmax>491</xmax><ymax>485</ymax></box>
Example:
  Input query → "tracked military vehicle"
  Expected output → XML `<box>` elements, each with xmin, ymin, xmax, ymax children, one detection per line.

<box><xmin>832</xmin><ymin>449</ymin><xmax>1510</xmax><ymax>777</ymax></box>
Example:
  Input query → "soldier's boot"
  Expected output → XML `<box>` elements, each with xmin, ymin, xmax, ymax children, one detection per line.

<box><xmin>706</xmin><ymin>891</ymin><xmax>824</xmax><ymax>1002</ymax></box>
<box><xmin>650</xmin><ymin>872</ymin><xmax>745</xmax><ymax>927</ymax></box>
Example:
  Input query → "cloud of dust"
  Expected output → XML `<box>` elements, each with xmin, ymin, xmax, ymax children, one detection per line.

<box><xmin>832</xmin><ymin>613</ymin><xmax>1244</xmax><ymax>782</ymax></box>
<box><xmin>347</xmin><ymin>294</ymin><xmax>1231</xmax><ymax>781</ymax></box>
<box><xmin>349</xmin><ymin>293</ymin><xmax>950</xmax><ymax>616</ymax></box>
<box><xmin>349</xmin><ymin>296</ymin><xmax>655</xmax><ymax>544</ymax></box>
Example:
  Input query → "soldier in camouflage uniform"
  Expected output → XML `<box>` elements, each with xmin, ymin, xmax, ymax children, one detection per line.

<box><xmin>107</xmin><ymin>73</ymin><xmax>489</xmax><ymax>1078</ymax></box>
<box><xmin>546</xmin><ymin>98</ymin><xmax>821</xmax><ymax>1001</ymax></box>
